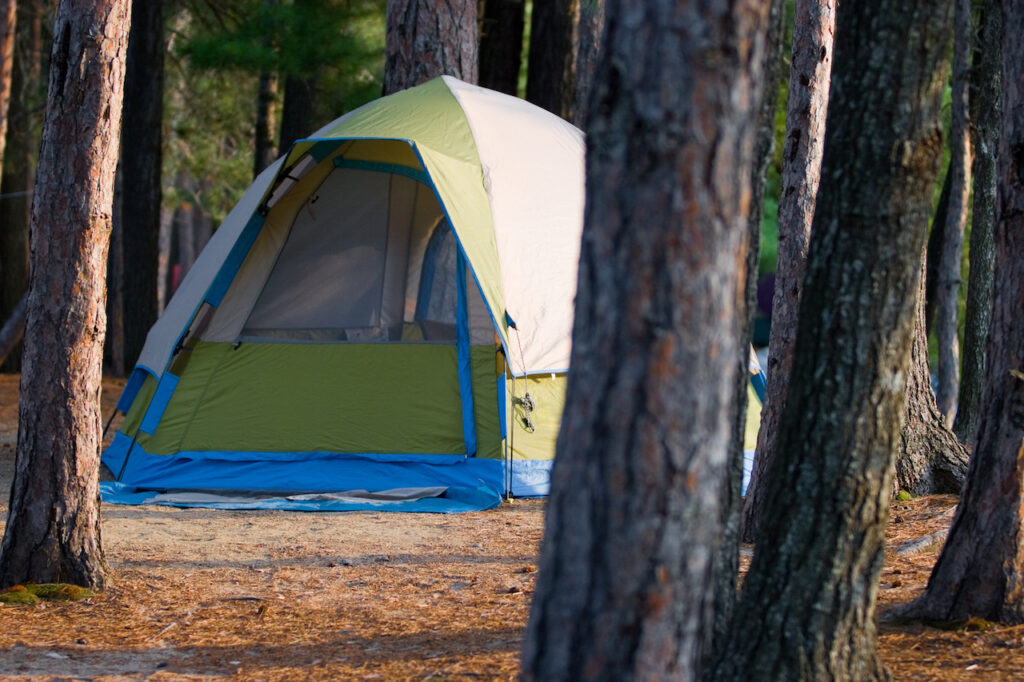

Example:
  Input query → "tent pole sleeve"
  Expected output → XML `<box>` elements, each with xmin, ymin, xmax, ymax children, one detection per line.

<box><xmin>456</xmin><ymin>251</ymin><xmax>477</xmax><ymax>456</ymax></box>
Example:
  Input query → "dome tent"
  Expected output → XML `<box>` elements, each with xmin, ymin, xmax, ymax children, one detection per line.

<box><xmin>101</xmin><ymin>76</ymin><xmax>586</xmax><ymax>512</ymax></box>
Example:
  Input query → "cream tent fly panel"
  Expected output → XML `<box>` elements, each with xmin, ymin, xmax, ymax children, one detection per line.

<box><xmin>101</xmin><ymin>77</ymin><xmax>587</xmax><ymax>512</ymax></box>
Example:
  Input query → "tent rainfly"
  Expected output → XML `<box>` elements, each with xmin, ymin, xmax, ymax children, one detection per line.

<box><xmin>101</xmin><ymin>76</ymin><xmax>763</xmax><ymax>512</ymax></box>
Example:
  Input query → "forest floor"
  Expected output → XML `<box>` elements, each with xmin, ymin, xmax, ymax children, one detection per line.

<box><xmin>0</xmin><ymin>374</ymin><xmax>1022</xmax><ymax>680</ymax></box>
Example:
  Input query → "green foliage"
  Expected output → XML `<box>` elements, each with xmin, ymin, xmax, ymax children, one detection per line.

<box><xmin>158</xmin><ymin>0</ymin><xmax>386</xmax><ymax>225</ymax></box>
<box><xmin>181</xmin><ymin>0</ymin><xmax>385</xmax><ymax>115</ymax></box>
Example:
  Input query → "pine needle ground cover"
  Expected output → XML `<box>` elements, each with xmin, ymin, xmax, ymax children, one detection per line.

<box><xmin>0</xmin><ymin>375</ymin><xmax>1020</xmax><ymax>680</ymax></box>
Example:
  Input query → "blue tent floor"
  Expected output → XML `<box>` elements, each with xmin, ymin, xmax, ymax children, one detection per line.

<box><xmin>99</xmin><ymin>481</ymin><xmax>501</xmax><ymax>513</ymax></box>
<box><xmin>100</xmin><ymin>432</ymin><xmax>552</xmax><ymax>512</ymax></box>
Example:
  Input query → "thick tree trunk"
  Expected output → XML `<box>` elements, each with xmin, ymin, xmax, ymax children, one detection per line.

<box><xmin>477</xmin><ymin>0</ymin><xmax>524</xmax><ymax>96</ymax></box>
<box><xmin>740</xmin><ymin>0</ymin><xmax>835</xmax><ymax>544</ymax></box>
<box><xmin>953</xmin><ymin>0</ymin><xmax>1001</xmax><ymax>444</ymax></box>
<box><xmin>934</xmin><ymin>0</ymin><xmax>973</xmax><ymax>424</ymax></box>
<box><xmin>0</xmin><ymin>0</ymin><xmax>131</xmax><ymax>590</ymax></box>
<box><xmin>383</xmin><ymin>0</ymin><xmax>477</xmax><ymax>95</ymax></box>
<box><xmin>119</xmin><ymin>0</ymin><xmax>164</xmax><ymax>371</ymax></box>
<box><xmin>525</xmin><ymin>0</ymin><xmax>578</xmax><ymax>120</ymax></box>
<box><xmin>711</xmin><ymin>0</ymin><xmax>951</xmax><ymax>678</ymax></box>
<box><xmin>712</xmin><ymin>0</ymin><xmax>783</xmax><ymax>652</ymax></box>
<box><xmin>0</xmin><ymin>0</ymin><xmax>41</xmax><ymax>373</ymax></box>
<box><xmin>572</xmin><ymin>0</ymin><xmax>604</xmax><ymax>129</ymax></box>
<box><xmin>520</xmin><ymin>1</ymin><xmax>765</xmax><ymax>679</ymax></box>
<box><xmin>899</xmin><ymin>0</ymin><xmax>1024</xmax><ymax>624</ymax></box>
<box><xmin>895</xmin><ymin>261</ymin><xmax>969</xmax><ymax>496</ymax></box>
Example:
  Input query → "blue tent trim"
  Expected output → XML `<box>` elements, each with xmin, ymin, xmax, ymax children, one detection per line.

<box><xmin>101</xmin><ymin>432</ymin><xmax>504</xmax><ymax>512</ymax></box>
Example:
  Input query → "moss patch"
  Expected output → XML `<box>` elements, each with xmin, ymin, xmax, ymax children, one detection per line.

<box><xmin>0</xmin><ymin>583</ymin><xmax>94</xmax><ymax>605</ymax></box>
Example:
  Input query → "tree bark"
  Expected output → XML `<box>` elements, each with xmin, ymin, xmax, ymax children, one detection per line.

<box><xmin>0</xmin><ymin>293</ymin><xmax>26</xmax><ymax>366</ymax></box>
<box><xmin>0</xmin><ymin>0</ymin><xmax>131</xmax><ymax>590</ymax></box>
<box><xmin>253</xmin><ymin>70</ymin><xmax>277</xmax><ymax>177</ymax></box>
<box><xmin>572</xmin><ymin>0</ymin><xmax>604</xmax><ymax>129</ymax></box>
<box><xmin>895</xmin><ymin>259</ymin><xmax>969</xmax><ymax>496</ymax></box>
<box><xmin>520</xmin><ymin>1</ymin><xmax>765</xmax><ymax>679</ymax></box>
<box><xmin>0</xmin><ymin>0</ymin><xmax>41</xmax><ymax>373</ymax></box>
<box><xmin>898</xmin><ymin>0</ymin><xmax>1024</xmax><ymax>624</ymax></box>
<box><xmin>119</xmin><ymin>0</ymin><xmax>164</xmax><ymax>371</ymax></box>
<box><xmin>278</xmin><ymin>74</ymin><xmax>315</xmax><ymax>154</ymax></box>
<box><xmin>925</xmin><ymin>163</ymin><xmax>952</xmax><ymax>335</ymax></box>
<box><xmin>0</xmin><ymin>0</ymin><xmax>17</xmax><ymax>174</ymax></box>
<box><xmin>934</xmin><ymin>0</ymin><xmax>974</xmax><ymax>424</ymax></box>
<box><xmin>711</xmin><ymin>0</ymin><xmax>951</xmax><ymax>678</ymax></box>
<box><xmin>525</xmin><ymin>0</ymin><xmax>578</xmax><ymax>120</ymax></box>
<box><xmin>383</xmin><ymin>0</ymin><xmax>477</xmax><ymax>95</ymax></box>
<box><xmin>712</xmin><ymin>0</ymin><xmax>783</xmax><ymax>651</ymax></box>
<box><xmin>953</xmin><ymin>0</ymin><xmax>1001</xmax><ymax>444</ymax></box>
<box><xmin>740</xmin><ymin>0</ymin><xmax>835</xmax><ymax>544</ymax></box>
<box><xmin>477</xmin><ymin>0</ymin><xmax>524</xmax><ymax>96</ymax></box>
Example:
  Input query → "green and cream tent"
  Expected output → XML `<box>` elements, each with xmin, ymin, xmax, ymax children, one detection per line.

<box><xmin>102</xmin><ymin>76</ymin><xmax>585</xmax><ymax>511</ymax></box>
<box><xmin>102</xmin><ymin>76</ymin><xmax>764</xmax><ymax>512</ymax></box>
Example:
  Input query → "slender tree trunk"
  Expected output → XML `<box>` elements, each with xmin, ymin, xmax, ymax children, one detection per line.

<box><xmin>711</xmin><ymin>0</ymin><xmax>951</xmax><ymax>678</ymax></box>
<box><xmin>383</xmin><ymin>0</ymin><xmax>477</xmax><ymax>95</ymax></box>
<box><xmin>0</xmin><ymin>0</ymin><xmax>17</xmax><ymax>173</ymax></box>
<box><xmin>925</xmin><ymin>164</ymin><xmax>952</xmax><ymax>335</ymax></box>
<box><xmin>253</xmin><ymin>0</ymin><xmax>278</xmax><ymax>177</ymax></box>
<box><xmin>712</xmin><ymin>0</ymin><xmax>784</xmax><ymax>651</ymax></box>
<box><xmin>899</xmin><ymin>0</ymin><xmax>1024</xmax><ymax>621</ymax></box>
<box><xmin>525</xmin><ymin>0</ymin><xmax>578</xmax><ymax>120</ymax></box>
<box><xmin>520</xmin><ymin>1</ymin><xmax>765</xmax><ymax>679</ymax></box>
<box><xmin>741</xmin><ymin>0</ymin><xmax>835</xmax><ymax>544</ymax></box>
<box><xmin>278</xmin><ymin>74</ymin><xmax>315</xmax><ymax>153</ymax></box>
<box><xmin>572</xmin><ymin>0</ymin><xmax>604</xmax><ymax>129</ymax></box>
<box><xmin>253</xmin><ymin>71</ymin><xmax>277</xmax><ymax>177</ymax></box>
<box><xmin>953</xmin><ymin>0</ymin><xmax>1001</xmax><ymax>444</ymax></box>
<box><xmin>106</xmin><ymin>167</ymin><xmax>125</xmax><ymax>377</ymax></box>
<box><xmin>119</xmin><ymin>0</ymin><xmax>163</xmax><ymax>371</ymax></box>
<box><xmin>895</xmin><ymin>258</ymin><xmax>969</xmax><ymax>495</ymax></box>
<box><xmin>0</xmin><ymin>0</ymin><xmax>41</xmax><ymax>373</ymax></box>
<box><xmin>0</xmin><ymin>293</ymin><xmax>26</xmax><ymax>366</ymax></box>
<box><xmin>0</xmin><ymin>0</ymin><xmax>131</xmax><ymax>590</ymax></box>
<box><xmin>477</xmin><ymin>0</ymin><xmax>524</xmax><ymax>96</ymax></box>
<box><xmin>934</xmin><ymin>0</ymin><xmax>974</xmax><ymax>424</ymax></box>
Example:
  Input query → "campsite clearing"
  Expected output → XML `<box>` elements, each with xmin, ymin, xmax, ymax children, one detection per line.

<box><xmin>0</xmin><ymin>374</ymin><xmax>1022</xmax><ymax>680</ymax></box>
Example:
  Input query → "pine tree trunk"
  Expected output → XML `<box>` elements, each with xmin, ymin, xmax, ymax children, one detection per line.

<box><xmin>711</xmin><ymin>0</ymin><xmax>951</xmax><ymax>678</ymax></box>
<box><xmin>0</xmin><ymin>0</ymin><xmax>131</xmax><ymax>590</ymax></box>
<box><xmin>520</xmin><ymin>1</ymin><xmax>766</xmax><ymax>679</ymax></box>
<box><xmin>525</xmin><ymin>0</ymin><xmax>578</xmax><ymax>120</ymax></box>
<box><xmin>895</xmin><ymin>260</ymin><xmax>969</xmax><ymax>496</ymax></box>
<box><xmin>934</xmin><ymin>0</ymin><xmax>973</xmax><ymax>424</ymax></box>
<box><xmin>741</xmin><ymin>0</ymin><xmax>835</xmax><ymax>544</ymax></box>
<box><xmin>899</xmin><ymin>0</ymin><xmax>1024</xmax><ymax>624</ymax></box>
<box><xmin>953</xmin><ymin>0</ymin><xmax>1001</xmax><ymax>444</ymax></box>
<box><xmin>0</xmin><ymin>0</ymin><xmax>16</xmax><ymax>173</ymax></box>
<box><xmin>383</xmin><ymin>0</ymin><xmax>477</xmax><ymax>95</ymax></box>
<box><xmin>120</xmin><ymin>0</ymin><xmax>164</xmax><ymax>371</ymax></box>
<box><xmin>572</xmin><ymin>0</ymin><xmax>604</xmax><ymax>128</ymax></box>
<box><xmin>712</xmin><ymin>0</ymin><xmax>784</xmax><ymax>650</ymax></box>
<box><xmin>0</xmin><ymin>0</ymin><xmax>40</xmax><ymax>373</ymax></box>
<box><xmin>253</xmin><ymin>70</ymin><xmax>277</xmax><ymax>177</ymax></box>
<box><xmin>478</xmin><ymin>0</ymin><xmax>524</xmax><ymax>96</ymax></box>
<box><xmin>278</xmin><ymin>74</ymin><xmax>315</xmax><ymax>152</ymax></box>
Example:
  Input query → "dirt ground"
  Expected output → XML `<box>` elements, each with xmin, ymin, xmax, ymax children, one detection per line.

<box><xmin>0</xmin><ymin>374</ymin><xmax>1022</xmax><ymax>681</ymax></box>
